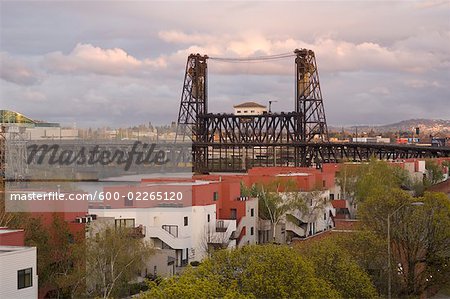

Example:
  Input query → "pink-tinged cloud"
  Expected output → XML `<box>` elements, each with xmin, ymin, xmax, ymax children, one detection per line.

<box><xmin>0</xmin><ymin>52</ymin><xmax>41</xmax><ymax>85</ymax></box>
<box><xmin>158</xmin><ymin>30</ymin><xmax>449</xmax><ymax>75</ymax></box>
<box><xmin>43</xmin><ymin>43</ymin><xmax>167</xmax><ymax>76</ymax></box>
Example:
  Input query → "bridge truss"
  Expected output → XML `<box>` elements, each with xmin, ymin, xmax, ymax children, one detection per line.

<box><xmin>175</xmin><ymin>49</ymin><xmax>449</xmax><ymax>173</ymax></box>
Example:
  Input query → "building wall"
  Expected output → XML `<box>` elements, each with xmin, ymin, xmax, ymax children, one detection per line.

<box><xmin>142</xmin><ymin>249</ymin><xmax>177</xmax><ymax>278</ymax></box>
<box><xmin>25</xmin><ymin>127</ymin><xmax>79</xmax><ymax>140</ymax></box>
<box><xmin>238</xmin><ymin>199</ymin><xmax>258</xmax><ymax>246</ymax></box>
<box><xmin>0</xmin><ymin>247</ymin><xmax>38</xmax><ymax>299</ymax></box>
<box><xmin>89</xmin><ymin>204</ymin><xmax>224</xmax><ymax>262</ymax></box>
<box><xmin>234</xmin><ymin>106</ymin><xmax>267</xmax><ymax>116</ymax></box>
<box><xmin>0</xmin><ymin>229</ymin><xmax>25</xmax><ymax>246</ymax></box>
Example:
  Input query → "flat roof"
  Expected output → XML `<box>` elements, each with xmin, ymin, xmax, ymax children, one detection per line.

<box><xmin>0</xmin><ymin>246</ymin><xmax>34</xmax><ymax>256</ymax></box>
<box><xmin>233</xmin><ymin>101</ymin><xmax>267</xmax><ymax>108</ymax></box>
<box><xmin>276</xmin><ymin>173</ymin><xmax>310</xmax><ymax>177</ymax></box>
<box><xmin>146</xmin><ymin>180</ymin><xmax>212</xmax><ymax>187</ymax></box>
<box><xmin>0</xmin><ymin>229</ymin><xmax>24</xmax><ymax>235</ymax></box>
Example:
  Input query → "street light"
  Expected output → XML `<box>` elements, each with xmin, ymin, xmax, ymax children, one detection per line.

<box><xmin>387</xmin><ymin>201</ymin><xmax>424</xmax><ymax>299</ymax></box>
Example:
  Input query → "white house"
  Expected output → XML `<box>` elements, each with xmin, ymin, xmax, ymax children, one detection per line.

<box><xmin>0</xmin><ymin>246</ymin><xmax>38</xmax><ymax>299</ymax></box>
<box><xmin>89</xmin><ymin>204</ymin><xmax>236</xmax><ymax>271</ymax></box>
<box><xmin>233</xmin><ymin>102</ymin><xmax>267</xmax><ymax>116</ymax></box>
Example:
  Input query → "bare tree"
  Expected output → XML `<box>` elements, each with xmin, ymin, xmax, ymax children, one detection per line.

<box><xmin>85</xmin><ymin>222</ymin><xmax>154</xmax><ymax>298</ymax></box>
<box><xmin>199</xmin><ymin>224</ymin><xmax>230</xmax><ymax>258</ymax></box>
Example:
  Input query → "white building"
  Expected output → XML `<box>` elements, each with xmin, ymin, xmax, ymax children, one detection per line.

<box><xmin>285</xmin><ymin>190</ymin><xmax>335</xmax><ymax>242</ymax></box>
<box><xmin>352</xmin><ymin>136</ymin><xmax>390</xmax><ymax>143</ymax></box>
<box><xmin>0</xmin><ymin>246</ymin><xmax>38</xmax><ymax>299</ymax></box>
<box><xmin>89</xmin><ymin>204</ymin><xmax>236</xmax><ymax>271</ymax></box>
<box><xmin>258</xmin><ymin>189</ymin><xmax>335</xmax><ymax>244</ymax></box>
<box><xmin>233</xmin><ymin>102</ymin><xmax>267</xmax><ymax>116</ymax></box>
<box><xmin>234</xmin><ymin>197</ymin><xmax>259</xmax><ymax>247</ymax></box>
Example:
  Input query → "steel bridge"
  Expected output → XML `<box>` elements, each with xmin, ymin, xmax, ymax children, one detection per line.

<box><xmin>175</xmin><ymin>49</ymin><xmax>450</xmax><ymax>173</ymax></box>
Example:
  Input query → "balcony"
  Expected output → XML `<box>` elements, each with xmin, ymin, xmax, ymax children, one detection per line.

<box><xmin>162</xmin><ymin>225</ymin><xmax>179</xmax><ymax>237</ymax></box>
<box><xmin>147</xmin><ymin>226</ymin><xmax>191</xmax><ymax>249</ymax></box>
<box><xmin>216</xmin><ymin>220</ymin><xmax>227</xmax><ymax>232</ymax></box>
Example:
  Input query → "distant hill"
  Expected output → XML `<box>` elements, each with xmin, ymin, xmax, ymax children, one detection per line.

<box><xmin>329</xmin><ymin>119</ymin><xmax>450</xmax><ymax>135</ymax></box>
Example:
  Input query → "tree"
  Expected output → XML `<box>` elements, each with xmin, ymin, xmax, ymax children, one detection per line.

<box><xmin>247</xmin><ymin>178</ymin><xmax>309</xmax><ymax>242</ymax></box>
<box><xmin>48</xmin><ymin>215</ymin><xmax>86</xmax><ymax>298</ymax></box>
<box><xmin>335</xmin><ymin>162</ymin><xmax>360</xmax><ymax>203</ymax></box>
<box><xmin>8</xmin><ymin>213</ymin><xmax>85</xmax><ymax>298</ymax></box>
<box><xmin>425</xmin><ymin>160</ymin><xmax>444</xmax><ymax>185</ymax></box>
<box><xmin>142</xmin><ymin>245</ymin><xmax>339</xmax><ymax>299</ymax></box>
<box><xmin>199</xmin><ymin>224</ymin><xmax>230</xmax><ymax>258</ymax></box>
<box><xmin>333</xmin><ymin>231</ymin><xmax>389</xmax><ymax>294</ymax></box>
<box><xmin>0</xmin><ymin>180</ymin><xmax>17</xmax><ymax>228</ymax></box>
<box><xmin>296</xmin><ymin>238</ymin><xmax>378</xmax><ymax>299</ymax></box>
<box><xmin>354</xmin><ymin>158</ymin><xmax>411</xmax><ymax>202</ymax></box>
<box><xmin>338</xmin><ymin>158</ymin><xmax>450</xmax><ymax>296</ymax></box>
<box><xmin>84</xmin><ymin>222</ymin><xmax>154</xmax><ymax>298</ymax></box>
<box><xmin>359</xmin><ymin>190</ymin><xmax>450</xmax><ymax>297</ymax></box>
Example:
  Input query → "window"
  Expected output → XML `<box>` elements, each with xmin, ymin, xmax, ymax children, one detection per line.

<box><xmin>250</xmin><ymin>208</ymin><xmax>254</xmax><ymax>217</ymax></box>
<box><xmin>125</xmin><ymin>195</ymin><xmax>133</xmax><ymax>207</ymax></box>
<box><xmin>322</xmin><ymin>180</ymin><xmax>326</xmax><ymax>187</ymax></box>
<box><xmin>230</xmin><ymin>209</ymin><xmax>237</xmax><ymax>220</ymax></box>
<box><xmin>115</xmin><ymin>218</ymin><xmax>135</xmax><ymax>228</ymax></box>
<box><xmin>244</xmin><ymin>110</ymin><xmax>248</xmax><ymax>113</ymax></box>
<box><xmin>324</xmin><ymin>212</ymin><xmax>327</xmax><ymax>220</ymax></box>
<box><xmin>237</xmin><ymin>110</ymin><xmax>241</xmax><ymax>113</ymax></box>
<box><xmin>251</xmin><ymin>110</ymin><xmax>255</xmax><ymax>113</ymax></box>
<box><xmin>18</xmin><ymin>268</ymin><xmax>32</xmax><ymax>289</ymax></box>
<box><xmin>250</xmin><ymin>227</ymin><xmax>254</xmax><ymax>235</ymax></box>
<box><xmin>330</xmin><ymin>193</ymin><xmax>335</xmax><ymax>200</ymax></box>
<box><xmin>184</xmin><ymin>216</ymin><xmax>188</xmax><ymax>226</ymax></box>
<box><xmin>207</xmin><ymin>214</ymin><xmax>210</xmax><ymax>223</ymax></box>
<box><xmin>68</xmin><ymin>233</ymin><xmax>74</xmax><ymax>244</ymax></box>
<box><xmin>213</xmin><ymin>191</ymin><xmax>219</xmax><ymax>201</ymax></box>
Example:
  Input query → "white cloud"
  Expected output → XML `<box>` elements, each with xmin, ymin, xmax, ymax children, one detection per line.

<box><xmin>43</xmin><ymin>43</ymin><xmax>166</xmax><ymax>76</ymax></box>
<box><xmin>1</xmin><ymin>2</ymin><xmax>449</xmax><ymax>126</ymax></box>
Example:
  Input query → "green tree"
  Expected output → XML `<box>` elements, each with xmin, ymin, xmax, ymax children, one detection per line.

<box><xmin>333</xmin><ymin>231</ymin><xmax>388</xmax><ymax>294</ymax></box>
<box><xmin>143</xmin><ymin>245</ymin><xmax>339</xmax><ymax>299</ymax></box>
<box><xmin>359</xmin><ymin>190</ymin><xmax>450</xmax><ymax>297</ymax></box>
<box><xmin>355</xmin><ymin>158</ymin><xmax>410</xmax><ymax>202</ymax></box>
<box><xmin>297</xmin><ymin>238</ymin><xmax>378</xmax><ymax>298</ymax></box>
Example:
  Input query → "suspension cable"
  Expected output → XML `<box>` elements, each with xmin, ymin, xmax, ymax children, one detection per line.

<box><xmin>209</xmin><ymin>52</ymin><xmax>295</xmax><ymax>63</ymax></box>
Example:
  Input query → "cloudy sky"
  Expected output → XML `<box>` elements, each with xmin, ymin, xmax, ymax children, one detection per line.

<box><xmin>1</xmin><ymin>1</ymin><xmax>449</xmax><ymax>128</ymax></box>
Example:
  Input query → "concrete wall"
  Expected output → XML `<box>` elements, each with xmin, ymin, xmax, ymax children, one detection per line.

<box><xmin>234</xmin><ymin>106</ymin><xmax>267</xmax><ymax>116</ymax></box>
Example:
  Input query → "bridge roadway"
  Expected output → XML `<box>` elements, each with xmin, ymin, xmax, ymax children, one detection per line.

<box><xmin>192</xmin><ymin>142</ymin><xmax>450</xmax><ymax>172</ymax></box>
<box><xmin>4</xmin><ymin>139</ymin><xmax>450</xmax><ymax>176</ymax></box>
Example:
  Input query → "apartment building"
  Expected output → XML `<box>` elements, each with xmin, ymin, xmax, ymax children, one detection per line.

<box><xmin>0</xmin><ymin>228</ymin><xmax>38</xmax><ymax>299</ymax></box>
<box><xmin>87</xmin><ymin>179</ymin><xmax>256</xmax><ymax>276</ymax></box>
